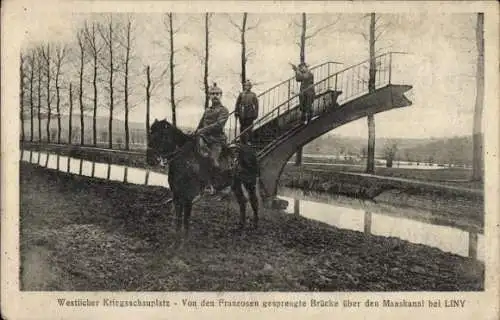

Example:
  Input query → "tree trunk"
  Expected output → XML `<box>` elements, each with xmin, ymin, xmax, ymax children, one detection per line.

<box><xmin>45</xmin><ymin>44</ymin><xmax>51</xmax><ymax>143</ymax></box>
<box><xmin>366</xmin><ymin>12</ymin><xmax>376</xmax><ymax>174</ymax></box>
<box><xmin>295</xmin><ymin>12</ymin><xmax>307</xmax><ymax>166</ymax></box>
<box><xmin>69</xmin><ymin>83</ymin><xmax>73</xmax><ymax>144</ymax></box>
<box><xmin>124</xmin><ymin>20</ymin><xmax>131</xmax><ymax>150</ymax></box>
<box><xmin>168</xmin><ymin>13</ymin><xmax>177</xmax><ymax>126</ymax></box>
<box><xmin>29</xmin><ymin>54</ymin><xmax>34</xmax><ymax>142</ymax></box>
<box><xmin>92</xmin><ymin>24</ymin><xmax>98</xmax><ymax>147</ymax></box>
<box><xmin>240</xmin><ymin>13</ymin><xmax>247</xmax><ymax>86</ymax></box>
<box><xmin>79</xmin><ymin>39</ymin><xmax>85</xmax><ymax>146</ymax></box>
<box><xmin>93</xmin><ymin>53</ymin><xmax>98</xmax><ymax>146</ymax></box>
<box><xmin>204</xmin><ymin>13</ymin><xmax>210</xmax><ymax>110</ymax></box>
<box><xmin>299</xmin><ymin>13</ymin><xmax>306</xmax><ymax>64</ymax></box>
<box><xmin>108</xmin><ymin>20</ymin><xmax>114</xmax><ymax>149</ymax></box>
<box><xmin>20</xmin><ymin>54</ymin><xmax>25</xmax><ymax>141</ymax></box>
<box><xmin>472</xmin><ymin>13</ymin><xmax>484</xmax><ymax>181</ymax></box>
<box><xmin>146</xmin><ymin>65</ymin><xmax>151</xmax><ymax>146</ymax></box>
<box><xmin>55</xmin><ymin>66</ymin><xmax>61</xmax><ymax>144</ymax></box>
<box><xmin>37</xmin><ymin>56</ymin><xmax>42</xmax><ymax>142</ymax></box>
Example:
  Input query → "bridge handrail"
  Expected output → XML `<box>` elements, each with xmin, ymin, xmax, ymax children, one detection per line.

<box><xmin>229</xmin><ymin>52</ymin><xmax>407</xmax><ymax>145</ymax></box>
<box><xmin>225</xmin><ymin>60</ymin><xmax>344</xmax><ymax>139</ymax></box>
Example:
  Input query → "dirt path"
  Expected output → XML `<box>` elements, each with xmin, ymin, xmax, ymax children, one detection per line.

<box><xmin>20</xmin><ymin>162</ymin><xmax>484</xmax><ymax>291</ymax></box>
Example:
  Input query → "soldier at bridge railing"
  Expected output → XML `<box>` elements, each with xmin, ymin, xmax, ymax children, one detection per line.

<box><xmin>291</xmin><ymin>62</ymin><xmax>315</xmax><ymax>124</ymax></box>
<box><xmin>235</xmin><ymin>79</ymin><xmax>259</xmax><ymax>145</ymax></box>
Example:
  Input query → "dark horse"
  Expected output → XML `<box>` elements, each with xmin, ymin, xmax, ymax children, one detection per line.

<box><xmin>146</xmin><ymin>119</ymin><xmax>259</xmax><ymax>244</ymax></box>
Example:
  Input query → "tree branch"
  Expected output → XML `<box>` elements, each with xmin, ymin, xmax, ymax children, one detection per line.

<box><xmin>226</xmin><ymin>14</ymin><xmax>243</xmax><ymax>32</ymax></box>
<box><xmin>305</xmin><ymin>16</ymin><xmax>341</xmax><ymax>39</ymax></box>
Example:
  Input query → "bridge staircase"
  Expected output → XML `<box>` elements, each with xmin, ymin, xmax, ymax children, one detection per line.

<box><xmin>224</xmin><ymin>52</ymin><xmax>413</xmax><ymax>199</ymax></box>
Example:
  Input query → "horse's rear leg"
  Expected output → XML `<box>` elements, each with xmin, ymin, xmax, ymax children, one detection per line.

<box><xmin>232</xmin><ymin>181</ymin><xmax>246</xmax><ymax>229</ymax></box>
<box><xmin>244</xmin><ymin>180</ymin><xmax>259</xmax><ymax>229</ymax></box>
<box><xmin>182</xmin><ymin>200</ymin><xmax>193</xmax><ymax>239</ymax></box>
<box><xmin>174</xmin><ymin>201</ymin><xmax>183</xmax><ymax>244</ymax></box>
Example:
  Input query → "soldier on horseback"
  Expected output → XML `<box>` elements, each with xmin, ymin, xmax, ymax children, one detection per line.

<box><xmin>196</xmin><ymin>82</ymin><xmax>229</xmax><ymax>169</ymax></box>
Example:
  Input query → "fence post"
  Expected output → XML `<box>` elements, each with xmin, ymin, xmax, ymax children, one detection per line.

<box><xmin>327</xmin><ymin>63</ymin><xmax>331</xmax><ymax>88</ymax></box>
<box><xmin>287</xmin><ymin>80</ymin><xmax>291</xmax><ymax>112</ymax></box>
<box><xmin>388</xmin><ymin>53</ymin><xmax>392</xmax><ymax>84</ymax></box>
<box><xmin>145</xmin><ymin>169</ymin><xmax>150</xmax><ymax>185</ymax></box>
<box><xmin>468</xmin><ymin>232</ymin><xmax>478</xmax><ymax>260</ymax></box>
<box><xmin>234</xmin><ymin>115</ymin><xmax>238</xmax><ymax>141</ymax></box>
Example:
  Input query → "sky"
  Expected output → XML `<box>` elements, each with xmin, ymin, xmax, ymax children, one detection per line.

<box><xmin>17</xmin><ymin>5</ymin><xmax>483</xmax><ymax>139</ymax></box>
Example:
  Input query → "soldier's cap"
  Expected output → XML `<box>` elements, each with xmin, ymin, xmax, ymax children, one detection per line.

<box><xmin>243</xmin><ymin>80</ymin><xmax>252</xmax><ymax>88</ymax></box>
<box><xmin>299</xmin><ymin>62</ymin><xmax>309</xmax><ymax>67</ymax></box>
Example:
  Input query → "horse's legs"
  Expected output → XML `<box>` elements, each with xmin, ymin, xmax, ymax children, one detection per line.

<box><xmin>244</xmin><ymin>180</ymin><xmax>259</xmax><ymax>228</ymax></box>
<box><xmin>231</xmin><ymin>178</ymin><xmax>247</xmax><ymax>229</ymax></box>
<box><xmin>174</xmin><ymin>200</ymin><xmax>183</xmax><ymax>235</ymax></box>
<box><xmin>182</xmin><ymin>200</ymin><xmax>193</xmax><ymax>239</ymax></box>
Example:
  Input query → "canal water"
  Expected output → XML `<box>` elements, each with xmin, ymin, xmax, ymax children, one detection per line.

<box><xmin>278</xmin><ymin>187</ymin><xmax>484</xmax><ymax>262</ymax></box>
<box><xmin>21</xmin><ymin>150</ymin><xmax>484</xmax><ymax>262</ymax></box>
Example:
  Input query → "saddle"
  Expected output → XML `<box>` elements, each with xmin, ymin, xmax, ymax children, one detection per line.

<box><xmin>196</xmin><ymin>134</ymin><xmax>239</xmax><ymax>172</ymax></box>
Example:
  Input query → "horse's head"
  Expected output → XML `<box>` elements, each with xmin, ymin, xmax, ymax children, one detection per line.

<box><xmin>146</xmin><ymin>119</ymin><xmax>187</xmax><ymax>166</ymax></box>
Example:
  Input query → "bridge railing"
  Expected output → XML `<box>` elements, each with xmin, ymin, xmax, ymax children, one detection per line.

<box><xmin>229</xmin><ymin>52</ymin><xmax>408</xmax><ymax>147</ymax></box>
<box><xmin>225</xmin><ymin>61</ymin><xmax>343</xmax><ymax>142</ymax></box>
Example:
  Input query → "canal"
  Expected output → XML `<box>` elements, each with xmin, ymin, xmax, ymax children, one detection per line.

<box><xmin>20</xmin><ymin>149</ymin><xmax>484</xmax><ymax>262</ymax></box>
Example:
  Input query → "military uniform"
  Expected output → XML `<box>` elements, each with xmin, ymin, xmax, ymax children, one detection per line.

<box><xmin>235</xmin><ymin>80</ymin><xmax>259</xmax><ymax>144</ymax></box>
<box><xmin>197</xmin><ymin>83</ymin><xmax>229</xmax><ymax>168</ymax></box>
<box><xmin>199</xmin><ymin>101</ymin><xmax>229</xmax><ymax>144</ymax></box>
<box><xmin>295</xmin><ymin>64</ymin><xmax>315</xmax><ymax>123</ymax></box>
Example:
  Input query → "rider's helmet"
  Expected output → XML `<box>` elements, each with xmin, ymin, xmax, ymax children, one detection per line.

<box><xmin>208</xmin><ymin>82</ymin><xmax>223</xmax><ymax>96</ymax></box>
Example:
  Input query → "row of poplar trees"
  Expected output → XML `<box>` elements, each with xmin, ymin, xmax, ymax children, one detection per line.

<box><xmin>19</xmin><ymin>12</ymin><xmax>484</xmax><ymax>181</ymax></box>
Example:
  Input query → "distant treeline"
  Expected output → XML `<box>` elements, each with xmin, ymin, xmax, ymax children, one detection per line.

<box><xmin>303</xmin><ymin>134</ymin><xmax>479</xmax><ymax>166</ymax></box>
<box><xmin>23</xmin><ymin>115</ymin><xmax>478</xmax><ymax>165</ymax></box>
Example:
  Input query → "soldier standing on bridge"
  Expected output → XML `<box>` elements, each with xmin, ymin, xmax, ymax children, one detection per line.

<box><xmin>235</xmin><ymin>80</ymin><xmax>259</xmax><ymax>144</ymax></box>
<box><xmin>292</xmin><ymin>62</ymin><xmax>315</xmax><ymax>124</ymax></box>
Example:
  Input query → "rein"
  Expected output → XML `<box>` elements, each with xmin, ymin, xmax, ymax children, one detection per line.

<box><xmin>157</xmin><ymin>141</ymin><xmax>191</xmax><ymax>166</ymax></box>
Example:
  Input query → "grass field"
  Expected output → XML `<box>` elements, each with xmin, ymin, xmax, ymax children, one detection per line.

<box><xmin>287</xmin><ymin>162</ymin><xmax>482</xmax><ymax>190</ymax></box>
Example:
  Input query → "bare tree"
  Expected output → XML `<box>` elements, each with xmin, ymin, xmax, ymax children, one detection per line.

<box><xmin>366</xmin><ymin>13</ymin><xmax>376</xmax><ymax>173</ymax></box>
<box><xmin>98</xmin><ymin>15</ymin><xmax>117</xmax><ymax>149</ymax></box>
<box><xmin>472</xmin><ymin>13</ymin><xmax>484</xmax><ymax>181</ymax></box>
<box><xmin>184</xmin><ymin>13</ymin><xmax>213</xmax><ymax>110</ymax></box>
<box><xmin>76</xmin><ymin>30</ymin><xmax>86</xmax><ymax>145</ymax></box>
<box><xmin>40</xmin><ymin>43</ymin><xmax>53</xmax><ymax>142</ymax></box>
<box><xmin>226</xmin><ymin>13</ymin><xmax>260</xmax><ymax>86</ymax></box>
<box><xmin>68</xmin><ymin>82</ymin><xmax>74</xmax><ymax>144</ymax></box>
<box><xmin>83</xmin><ymin>21</ymin><xmax>103</xmax><ymax>146</ymax></box>
<box><xmin>36</xmin><ymin>47</ymin><xmax>43</xmax><ymax>142</ymax></box>
<box><xmin>360</xmin><ymin>13</ymin><xmax>393</xmax><ymax>173</ymax></box>
<box><xmin>145</xmin><ymin>65</ymin><xmax>151</xmax><ymax>144</ymax></box>
<box><xmin>27</xmin><ymin>50</ymin><xmax>36</xmax><ymax>142</ymax></box>
<box><xmin>53</xmin><ymin>44</ymin><xmax>68</xmax><ymax>144</ymax></box>
<box><xmin>293</xmin><ymin>13</ymin><xmax>340</xmax><ymax>166</ymax></box>
<box><xmin>143</xmin><ymin>62</ymin><xmax>167</xmax><ymax>145</ymax></box>
<box><xmin>116</xmin><ymin>15</ymin><xmax>135</xmax><ymax>150</ymax></box>
<box><xmin>164</xmin><ymin>13</ymin><xmax>182</xmax><ymax>126</ymax></box>
<box><xmin>203</xmin><ymin>13</ymin><xmax>212</xmax><ymax>110</ymax></box>
<box><xmin>20</xmin><ymin>53</ymin><xmax>26</xmax><ymax>141</ymax></box>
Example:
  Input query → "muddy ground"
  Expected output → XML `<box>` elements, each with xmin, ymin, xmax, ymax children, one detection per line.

<box><xmin>20</xmin><ymin>162</ymin><xmax>484</xmax><ymax>291</ymax></box>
